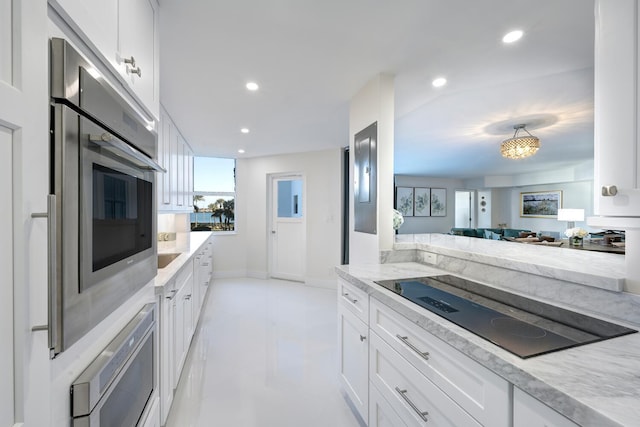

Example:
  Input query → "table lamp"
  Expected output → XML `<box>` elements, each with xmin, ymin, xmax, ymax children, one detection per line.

<box><xmin>557</xmin><ymin>208</ymin><xmax>584</xmax><ymax>229</ymax></box>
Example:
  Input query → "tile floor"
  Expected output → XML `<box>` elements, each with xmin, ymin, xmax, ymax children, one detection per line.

<box><xmin>166</xmin><ymin>277</ymin><xmax>363</xmax><ymax>427</ymax></box>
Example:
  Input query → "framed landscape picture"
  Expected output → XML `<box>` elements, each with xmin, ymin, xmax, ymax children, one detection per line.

<box><xmin>520</xmin><ymin>190</ymin><xmax>562</xmax><ymax>218</ymax></box>
<box><xmin>413</xmin><ymin>187</ymin><xmax>430</xmax><ymax>216</ymax></box>
<box><xmin>396</xmin><ymin>187</ymin><xmax>414</xmax><ymax>217</ymax></box>
<box><xmin>430</xmin><ymin>188</ymin><xmax>446</xmax><ymax>216</ymax></box>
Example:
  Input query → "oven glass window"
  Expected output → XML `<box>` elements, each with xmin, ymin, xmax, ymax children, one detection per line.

<box><xmin>93</xmin><ymin>164</ymin><xmax>152</xmax><ymax>272</ymax></box>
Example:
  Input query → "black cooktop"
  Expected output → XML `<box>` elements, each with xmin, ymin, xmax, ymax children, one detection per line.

<box><xmin>374</xmin><ymin>275</ymin><xmax>637</xmax><ymax>358</ymax></box>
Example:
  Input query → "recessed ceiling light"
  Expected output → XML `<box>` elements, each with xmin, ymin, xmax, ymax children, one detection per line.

<box><xmin>246</xmin><ymin>82</ymin><xmax>259</xmax><ymax>91</ymax></box>
<box><xmin>502</xmin><ymin>30</ymin><xmax>524</xmax><ymax>43</ymax></box>
<box><xmin>238</xmin><ymin>149</ymin><xmax>245</xmax><ymax>154</ymax></box>
<box><xmin>432</xmin><ymin>77</ymin><xmax>447</xmax><ymax>88</ymax></box>
<box><xmin>241</xmin><ymin>128</ymin><xmax>250</xmax><ymax>134</ymax></box>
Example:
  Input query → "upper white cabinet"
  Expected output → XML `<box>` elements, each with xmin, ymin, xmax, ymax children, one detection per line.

<box><xmin>50</xmin><ymin>0</ymin><xmax>159</xmax><ymax>118</ymax></box>
<box><xmin>593</xmin><ymin>0</ymin><xmax>640</xmax><ymax>218</ymax></box>
<box><xmin>158</xmin><ymin>105</ymin><xmax>194</xmax><ymax>212</ymax></box>
<box><xmin>117</xmin><ymin>0</ymin><xmax>158</xmax><ymax>116</ymax></box>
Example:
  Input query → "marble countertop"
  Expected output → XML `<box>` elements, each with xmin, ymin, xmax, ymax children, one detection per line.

<box><xmin>153</xmin><ymin>231</ymin><xmax>211</xmax><ymax>291</ymax></box>
<box><xmin>337</xmin><ymin>262</ymin><xmax>640</xmax><ymax>427</ymax></box>
<box><xmin>394</xmin><ymin>233</ymin><xmax>626</xmax><ymax>292</ymax></box>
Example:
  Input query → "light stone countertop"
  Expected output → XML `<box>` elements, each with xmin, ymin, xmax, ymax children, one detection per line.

<box><xmin>393</xmin><ymin>233</ymin><xmax>626</xmax><ymax>291</ymax></box>
<box><xmin>336</xmin><ymin>262</ymin><xmax>640</xmax><ymax>427</ymax></box>
<box><xmin>153</xmin><ymin>231</ymin><xmax>212</xmax><ymax>291</ymax></box>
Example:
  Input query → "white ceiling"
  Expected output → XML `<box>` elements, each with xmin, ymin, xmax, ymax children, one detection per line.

<box><xmin>159</xmin><ymin>0</ymin><xmax>595</xmax><ymax>179</ymax></box>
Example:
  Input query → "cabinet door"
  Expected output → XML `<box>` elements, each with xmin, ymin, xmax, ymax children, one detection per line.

<box><xmin>158</xmin><ymin>108</ymin><xmax>172</xmax><ymax>208</ymax></box>
<box><xmin>594</xmin><ymin>0</ymin><xmax>640</xmax><ymax>216</ymax></box>
<box><xmin>514</xmin><ymin>387</ymin><xmax>578</xmax><ymax>427</ymax></box>
<box><xmin>160</xmin><ymin>289</ymin><xmax>175</xmax><ymax>424</ymax></box>
<box><xmin>338</xmin><ymin>305</ymin><xmax>369</xmax><ymax>424</ymax></box>
<box><xmin>52</xmin><ymin>0</ymin><xmax>118</xmax><ymax>58</ymax></box>
<box><xmin>172</xmin><ymin>286</ymin><xmax>185</xmax><ymax>388</ymax></box>
<box><xmin>176</xmin><ymin>134</ymin><xmax>186</xmax><ymax>208</ymax></box>
<box><xmin>117</xmin><ymin>0</ymin><xmax>158</xmax><ymax>116</ymax></box>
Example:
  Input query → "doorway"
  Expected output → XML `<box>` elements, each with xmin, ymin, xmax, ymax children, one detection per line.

<box><xmin>454</xmin><ymin>190</ymin><xmax>476</xmax><ymax>228</ymax></box>
<box><xmin>269</xmin><ymin>174</ymin><xmax>306</xmax><ymax>282</ymax></box>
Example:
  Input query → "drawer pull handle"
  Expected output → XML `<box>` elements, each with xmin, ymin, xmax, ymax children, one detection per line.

<box><xmin>395</xmin><ymin>387</ymin><xmax>429</xmax><ymax>422</ymax></box>
<box><xmin>342</xmin><ymin>293</ymin><xmax>358</xmax><ymax>304</ymax></box>
<box><xmin>397</xmin><ymin>335</ymin><xmax>430</xmax><ymax>360</ymax></box>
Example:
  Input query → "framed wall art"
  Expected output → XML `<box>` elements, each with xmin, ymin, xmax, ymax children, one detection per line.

<box><xmin>430</xmin><ymin>188</ymin><xmax>446</xmax><ymax>216</ymax></box>
<box><xmin>413</xmin><ymin>187</ymin><xmax>431</xmax><ymax>216</ymax></box>
<box><xmin>395</xmin><ymin>187</ymin><xmax>414</xmax><ymax>217</ymax></box>
<box><xmin>520</xmin><ymin>190</ymin><xmax>562</xmax><ymax>218</ymax></box>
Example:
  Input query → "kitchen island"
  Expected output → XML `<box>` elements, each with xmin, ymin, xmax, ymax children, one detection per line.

<box><xmin>338</xmin><ymin>234</ymin><xmax>640</xmax><ymax>426</ymax></box>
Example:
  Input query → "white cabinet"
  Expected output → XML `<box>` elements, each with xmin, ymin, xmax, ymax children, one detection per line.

<box><xmin>159</xmin><ymin>279</ymin><xmax>177</xmax><ymax>425</ymax></box>
<box><xmin>50</xmin><ymin>0</ymin><xmax>159</xmax><ymax>118</ymax></box>
<box><xmin>158</xmin><ymin>105</ymin><xmax>194</xmax><ymax>212</ymax></box>
<box><xmin>370</xmin><ymin>332</ymin><xmax>482</xmax><ymax>427</ymax></box>
<box><xmin>514</xmin><ymin>387</ymin><xmax>579</xmax><ymax>427</ymax></box>
<box><xmin>338</xmin><ymin>279</ymin><xmax>369</xmax><ymax>424</ymax></box>
<box><xmin>117</xmin><ymin>0</ymin><xmax>158</xmax><ymax>115</ymax></box>
<box><xmin>369</xmin><ymin>382</ymin><xmax>407</xmax><ymax>427</ymax></box>
<box><xmin>173</xmin><ymin>262</ymin><xmax>194</xmax><ymax>384</ymax></box>
<box><xmin>193</xmin><ymin>238</ymin><xmax>213</xmax><ymax>320</ymax></box>
<box><xmin>337</xmin><ymin>280</ymin><xmax>511</xmax><ymax>427</ymax></box>
<box><xmin>369</xmin><ymin>298</ymin><xmax>510</xmax><ymax>427</ymax></box>
<box><xmin>593</xmin><ymin>0</ymin><xmax>640</xmax><ymax>217</ymax></box>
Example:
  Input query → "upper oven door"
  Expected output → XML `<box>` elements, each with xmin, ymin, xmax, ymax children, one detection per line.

<box><xmin>51</xmin><ymin>104</ymin><xmax>159</xmax><ymax>354</ymax></box>
<box><xmin>79</xmin><ymin>114</ymin><xmax>156</xmax><ymax>292</ymax></box>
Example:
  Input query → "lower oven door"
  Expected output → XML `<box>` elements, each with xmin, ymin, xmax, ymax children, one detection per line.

<box><xmin>71</xmin><ymin>304</ymin><xmax>156</xmax><ymax>427</ymax></box>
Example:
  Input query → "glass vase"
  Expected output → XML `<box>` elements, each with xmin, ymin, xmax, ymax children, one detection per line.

<box><xmin>570</xmin><ymin>236</ymin><xmax>583</xmax><ymax>247</ymax></box>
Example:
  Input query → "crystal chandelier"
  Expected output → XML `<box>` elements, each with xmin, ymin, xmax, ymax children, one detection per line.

<box><xmin>500</xmin><ymin>124</ymin><xmax>540</xmax><ymax>159</ymax></box>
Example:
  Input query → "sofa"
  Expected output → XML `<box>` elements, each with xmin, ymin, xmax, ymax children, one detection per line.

<box><xmin>449</xmin><ymin>227</ymin><xmax>533</xmax><ymax>240</ymax></box>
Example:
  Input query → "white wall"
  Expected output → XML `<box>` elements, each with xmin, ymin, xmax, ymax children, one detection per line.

<box><xmin>393</xmin><ymin>175</ymin><xmax>464</xmax><ymax>234</ymax></box>
<box><xmin>349</xmin><ymin>73</ymin><xmax>395</xmax><ymax>263</ymax></box>
<box><xmin>211</xmin><ymin>149</ymin><xmax>342</xmax><ymax>286</ymax></box>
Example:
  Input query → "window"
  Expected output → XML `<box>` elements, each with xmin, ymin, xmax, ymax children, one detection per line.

<box><xmin>191</xmin><ymin>157</ymin><xmax>236</xmax><ymax>232</ymax></box>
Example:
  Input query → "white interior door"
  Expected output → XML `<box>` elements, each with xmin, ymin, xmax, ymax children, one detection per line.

<box><xmin>270</xmin><ymin>175</ymin><xmax>305</xmax><ymax>282</ymax></box>
<box><xmin>455</xmin><ymin>190</ymin><xmax>476</xmax><ymax>228</ymax></box>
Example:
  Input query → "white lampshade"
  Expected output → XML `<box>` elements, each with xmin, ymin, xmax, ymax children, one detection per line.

<box><xmin>557</xmin><ymin>209</ymin><xmax>585</xmax><ymax>222</ymax></box>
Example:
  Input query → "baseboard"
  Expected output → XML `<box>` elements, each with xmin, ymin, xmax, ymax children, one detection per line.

<box><xmin>212</xmin><ymin>269</ymin><xmax>247</xmax><ymax>279</ymax></box>
<box><xmin>247</xmin><ymin>270</ymin><xmax>269</xmax><ymax>280</ymax></box>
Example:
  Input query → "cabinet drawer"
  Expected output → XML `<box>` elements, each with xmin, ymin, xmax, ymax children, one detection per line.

<box><xmin>370</xmin><ymin>332</ymin><xmax>481</xmax><ymax>427</ymax></box>
<box><xmin>338</xmin><ymin>278</ymin><xmax>369</xmax><ymax>323</ymax></box>
<box><xmin>369</xmin><ymin>382</ymin><xmax>408</xmax><ymax>427</ymax></box>
<box><xmin>370</xmin><ymin>297</ymin><xmax>510</xmax><ymax>427</ymax></box>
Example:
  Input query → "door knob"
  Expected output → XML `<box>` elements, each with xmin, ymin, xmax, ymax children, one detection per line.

<box><xmin>271</xmin><ymin>230</ymin><xmax>276</xmax><ymax>234</ymax></box>
<box><xmin>601</xmin><ymin>185</ymin><xmax>618</xmax><ymax>196</ymax></box>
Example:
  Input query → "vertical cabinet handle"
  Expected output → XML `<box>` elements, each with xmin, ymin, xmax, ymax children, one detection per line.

<box><xmin>396</xmin><ymin>335</ymin><xmax>430</xmax><ymax>360</ymax></box>
<box><xmin>395</xmin><ymin>387</ymin><xmax>429</xmax><ymax>422</ymax></box>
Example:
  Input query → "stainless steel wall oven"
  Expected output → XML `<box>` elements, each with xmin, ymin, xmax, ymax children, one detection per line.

<box><xmin>48</xmin><ymin>38</ymin><xmax>163</xmax><ymax>356</ymax></box>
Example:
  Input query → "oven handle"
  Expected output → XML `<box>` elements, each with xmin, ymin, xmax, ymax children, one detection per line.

<box><xmin>31</xmin><ymin>194</ymin><xmax>61</xmax><ymax>355</ymax></box>
<box><xmin>89</xmin><ymin>132</ymin><xmax>166</xmax><ymax>173</ymax></box>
